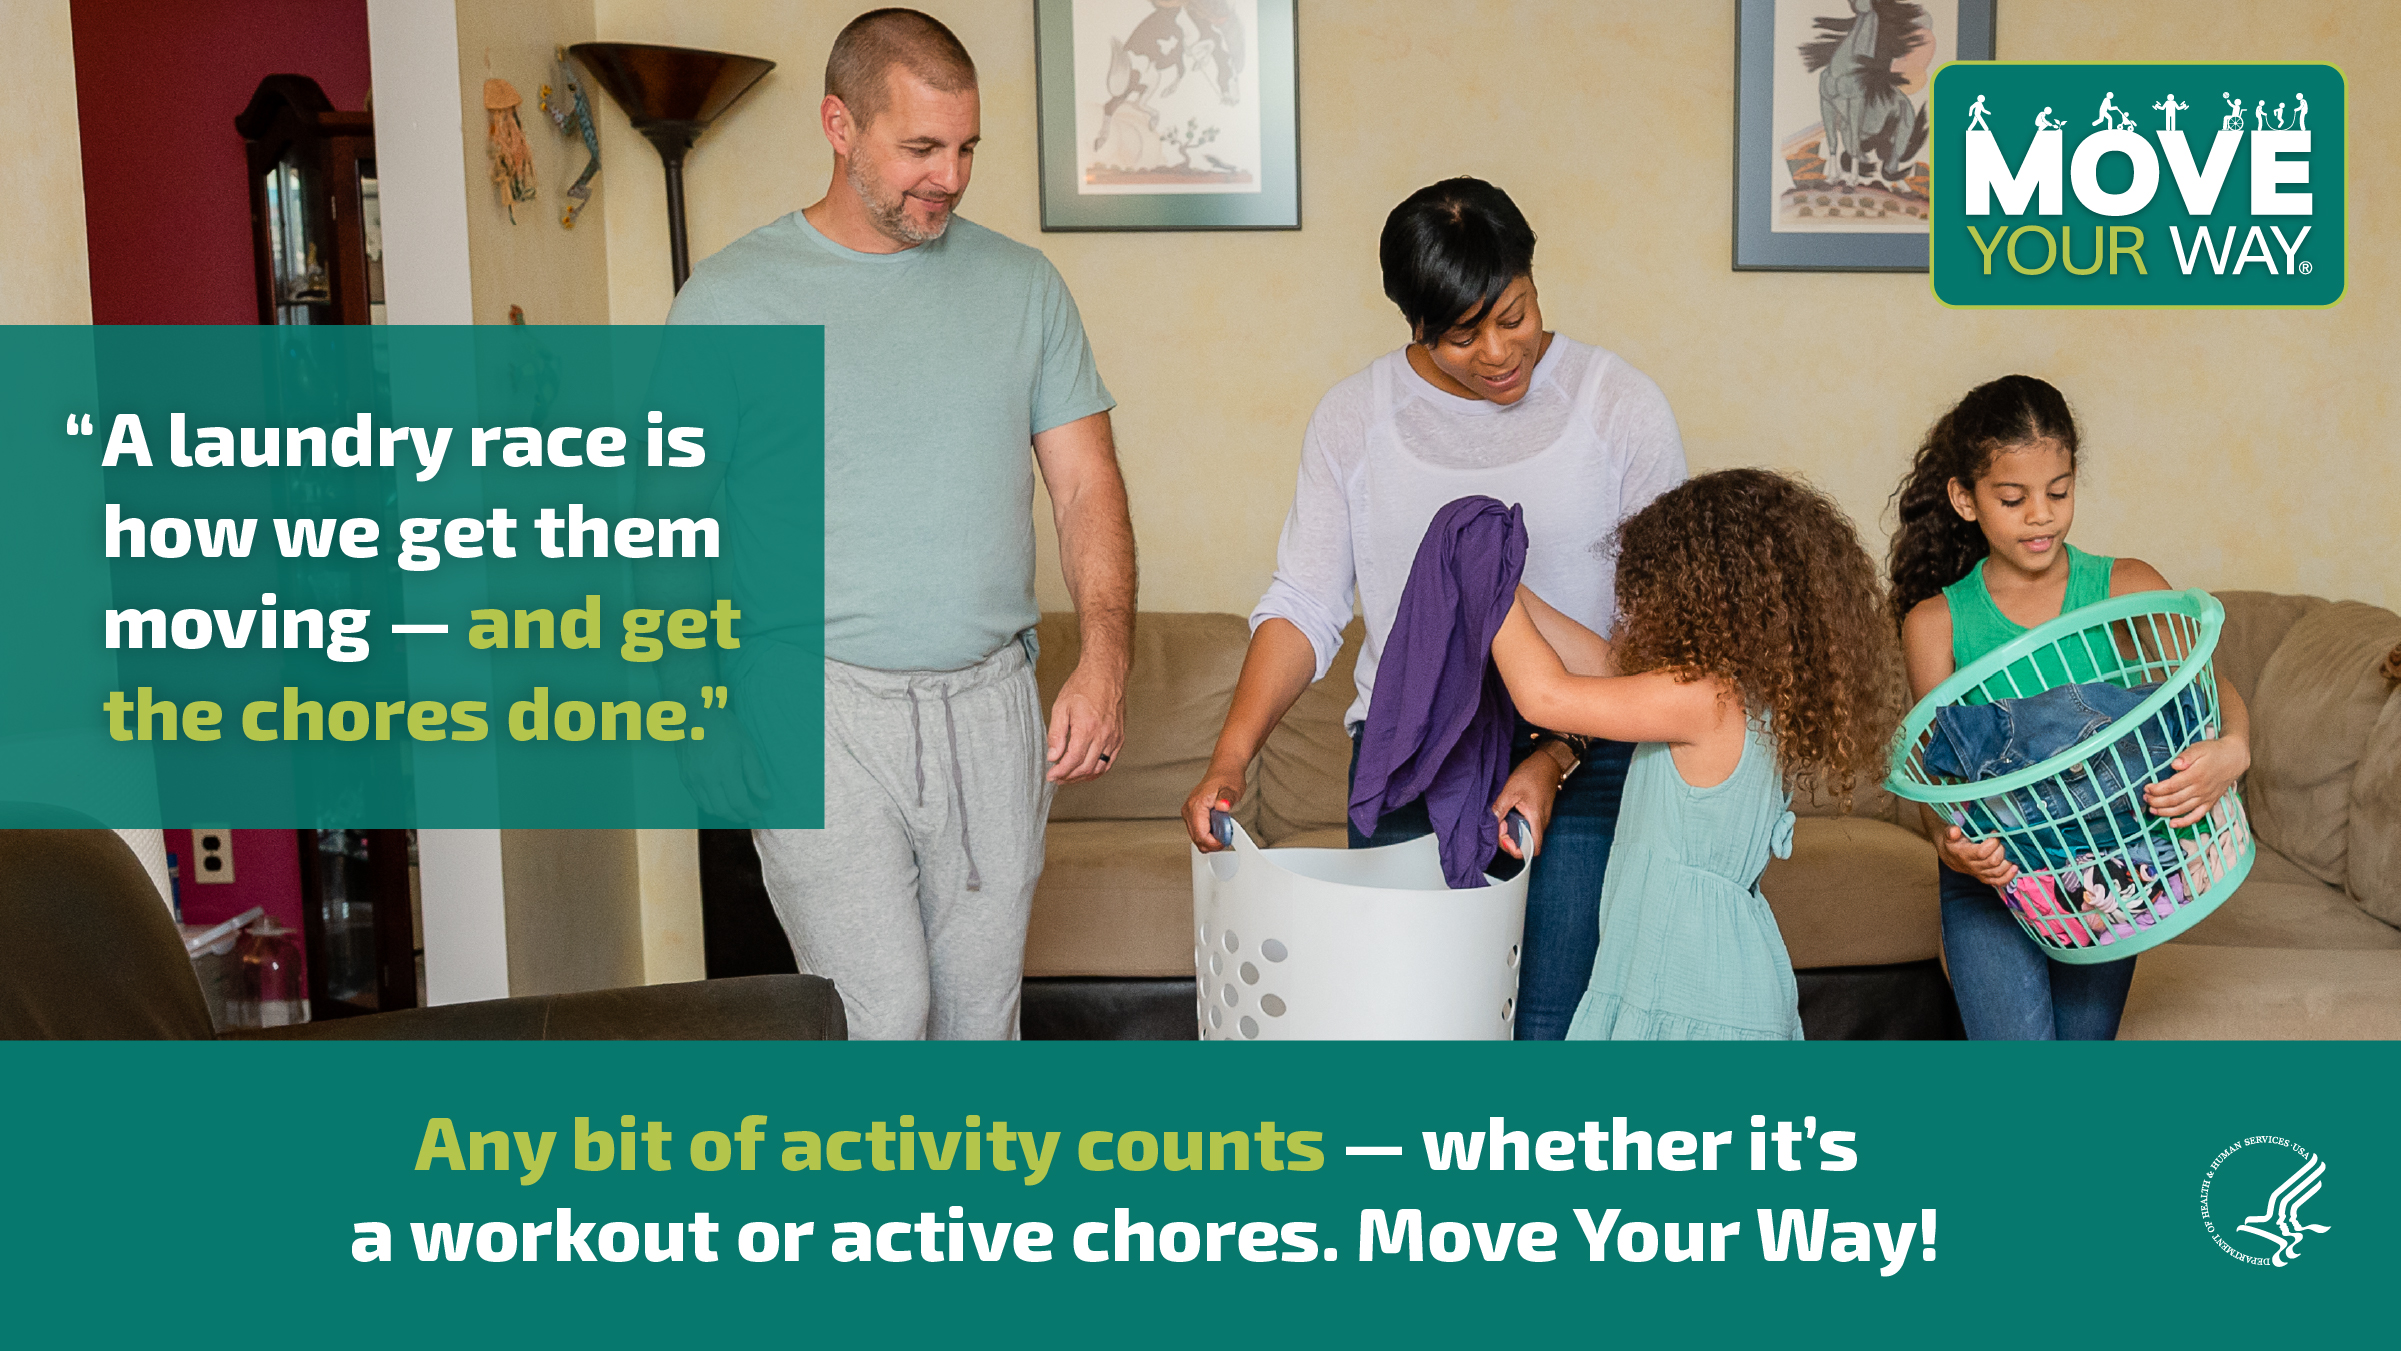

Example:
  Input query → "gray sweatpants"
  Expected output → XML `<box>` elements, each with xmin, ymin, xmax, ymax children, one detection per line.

<box><xmin>753</xmin><ymin>642</ymin><xmax>1052</xmax><ymax>1040</ymax></box>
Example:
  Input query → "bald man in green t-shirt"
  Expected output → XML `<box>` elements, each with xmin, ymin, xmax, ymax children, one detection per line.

<box><xmin>669</xmin><ymin>9</ymin><xmax>1134</xmax><ymax>1040</ymax></box>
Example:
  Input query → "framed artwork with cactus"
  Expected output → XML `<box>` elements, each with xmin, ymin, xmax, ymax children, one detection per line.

<box><xmin>1035</xmin><ymin>0</ymin><xmax>1300</xmax><ymax>231</ymax></box>
<box><xmin>1735</xmin><ymin>0</ymin><xmax>1996</xmax><ymax>270</ymax></box>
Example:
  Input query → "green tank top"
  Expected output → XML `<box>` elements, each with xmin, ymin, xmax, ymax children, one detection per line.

<box><xmin>1943</xmin><ymin>542</ymin><xmax>2119</xmax><ymax>695</ymax></box>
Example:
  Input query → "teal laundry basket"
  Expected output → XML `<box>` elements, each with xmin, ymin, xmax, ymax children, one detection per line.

<box><xmin>1886</xmin><ymin>590</ymin><xmax>2254</xmax><ymax>964</ymax></box>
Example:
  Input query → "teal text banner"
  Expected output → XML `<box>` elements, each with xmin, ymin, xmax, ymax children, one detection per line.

<box><xmin>1932</xmin><ymin>64</ymin><xmax>2344</xmax><ymax>306</ymax></box>
<box><xmin>2</xmin><ymin>1042</ymin><xmax>2389</xmax><ymax>1347</ymax></box>
<box><xmin>0</xmin><ymin>325</ymin><xmax>823</xmax><ymax>828</ymax></box>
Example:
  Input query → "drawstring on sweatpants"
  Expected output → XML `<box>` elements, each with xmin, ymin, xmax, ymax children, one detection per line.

<box><xmin>941</xmin><ymin>687</ymin><xmax>982</xmax><ymax>891</ymax></box>
<box><xmin>906</xmin><ymin>686</ymin><xmax>926</xmax><ymax>806</ymax></box>
<box><xmin>904</xmin><ymin>680</ymin><xmax>981</xmax><ymax>892</ymax></box>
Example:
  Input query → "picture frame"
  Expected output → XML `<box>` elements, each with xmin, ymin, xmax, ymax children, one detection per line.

<box><xmin>1034</xmin><ymin>0</ymin><xmax>1300</xmax><ymax>231</ymax></box>
<box><xmin>1734</xmin><ymin>0</ymin><xmax>1996</xmax><ymax>271</ymax></box>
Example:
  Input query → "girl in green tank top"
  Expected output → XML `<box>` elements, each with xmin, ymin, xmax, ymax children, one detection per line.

<box><xmin>1943</xmin><ymin>541</ymin><xmax>2126</xmax><ymax>690</ymax></box>
<box><xmin>1887</xmin><ymin>376</ymin><xmax>2251</xmax><ymax>1040</ymax></box>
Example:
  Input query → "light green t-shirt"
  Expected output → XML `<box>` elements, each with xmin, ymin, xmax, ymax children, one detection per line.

<box><xmin>668</xmin><ymin>211</ymin><xmax>1113</xmax><ymax>671</ymax></box>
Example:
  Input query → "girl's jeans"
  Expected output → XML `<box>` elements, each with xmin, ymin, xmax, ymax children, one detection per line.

<box><xmin>1348</xmin><ymin>730</ymin><xmax>1634</xmax><ymax>1042</ymax></box>
<box><xmin>1939</xmin><ymin>862</ymin><xmax>2135</xmax><ymax>1039</ymax></box>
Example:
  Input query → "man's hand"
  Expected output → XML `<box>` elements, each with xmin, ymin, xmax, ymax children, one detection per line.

<box><xmin>2144</xmin><ymin>735</ymin><xmax>2249</xmax><ymax>828</ymax></box>
<box><xmin>1046</xmin><ymin>663</ymin><xmax>1125</xmax><ymax>784</ymax></box>
<box><xmin>1936</xmin><ymin>826</ymin><xmax>2017</xmax><ymax>888</ymax></box>
<box><xmin>676</xmin><ymin>719</ymin><xmax>772</xmax><ymax>824</ymax></box>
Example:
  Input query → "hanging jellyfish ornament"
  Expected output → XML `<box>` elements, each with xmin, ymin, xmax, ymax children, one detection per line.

<box><xmin>484</xmin><ymin>78</ymin><xmax>538</xmax><ymax>222</ymax></box>
<box><xmin>541</xmin><ymin>46</ymin><xmax>602</xmax><ymax>228</ymax></box>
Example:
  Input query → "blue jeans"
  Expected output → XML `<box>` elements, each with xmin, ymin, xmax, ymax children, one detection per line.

<box><xmin>1939</xmin><ymin>862</ymin><xmax>2135</xmax><ymax>1040</ymax></box>
<box><xmin>1348</xmin><ymin>727</ymin><xmax>1633</xmax><ymax>1041</ymax></box>
<box><xmin>1928</xmin><ymin>682</ymin><xmax>2205</xmax><ymax>875</ymax></box>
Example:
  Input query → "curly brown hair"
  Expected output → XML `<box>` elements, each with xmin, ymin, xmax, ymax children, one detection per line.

<box><xmin>1612</xmin><ymin>468</ymin><xmax>1902</xmax><ymax>807</ymax></box>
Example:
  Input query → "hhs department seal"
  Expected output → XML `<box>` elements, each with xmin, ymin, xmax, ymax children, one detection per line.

<box><xmin>2200</xmin><ymin>1136</ymin><xmax>2331</xmax><ymax>1267</ymax></box>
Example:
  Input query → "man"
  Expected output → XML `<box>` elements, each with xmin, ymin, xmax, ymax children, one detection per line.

<box><xmin>668</xmin><ymin>8</ymin><xmax>1135</xmax><ymax>1040</ymax></box>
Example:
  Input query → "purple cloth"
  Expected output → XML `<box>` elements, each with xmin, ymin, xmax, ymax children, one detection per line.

<box><xmin>1349</xmin><ymin>495</ymin><xmax>1528</xmax><ymax>888</ymax></box>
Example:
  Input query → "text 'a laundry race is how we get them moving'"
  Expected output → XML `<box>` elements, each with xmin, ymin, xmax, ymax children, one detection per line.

<box><xmin>86</xmin><ymin>408</ymin><xmax>737</xmax><ymax>743</ymax></box>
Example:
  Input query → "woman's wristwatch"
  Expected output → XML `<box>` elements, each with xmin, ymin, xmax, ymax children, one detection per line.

<box><xmin>1530</xmin><ymin>731</ymin><xmax>1587</xmax><ymax>780</ymax></box>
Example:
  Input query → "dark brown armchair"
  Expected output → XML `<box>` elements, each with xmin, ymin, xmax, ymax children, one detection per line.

<box><xmin>0</xmin><ymin>829</ymin><xmax>844</xmax><ymax>1041</ymax></box>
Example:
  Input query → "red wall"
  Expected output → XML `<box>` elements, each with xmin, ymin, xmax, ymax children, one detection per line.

<box><xmin>171</xmin><ymin>829</ymin><xmax>307</xmax><ymax>936</ymax></box>
<box><xmin>72</xmin><ymin>0</ymin><xmax>371</xmax><ymax>325</ymax></box>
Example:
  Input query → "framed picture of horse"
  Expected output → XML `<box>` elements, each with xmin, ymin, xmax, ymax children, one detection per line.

<box><xmin>1735</xmin><ymin>0</ymin><xmax>1996</xmax><ymax>270</ymax></box>
<box><xmin>1035</xmin><ymin>0</ymin><xmax>1301</xmax><ymax>231</ymax></box>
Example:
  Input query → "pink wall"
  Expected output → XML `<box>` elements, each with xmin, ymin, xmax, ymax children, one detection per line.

<box><xmin>72</xmin><ymin>0</ymin><xmax>372</xmax><ymax>325</ymax></box>
<box><xmin>171</xmin><ymin>829</ymin><xmax>307</xmax><ymax>936</ymax></box>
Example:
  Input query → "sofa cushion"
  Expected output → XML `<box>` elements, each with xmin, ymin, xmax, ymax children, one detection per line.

<box><xmin>1037</xmin><ymin>612</ymin><xmax>1250</xmax><ymax>822</ymax></box>
<box><xmin>1026</xmin><ymin>820</ymin><xmax>1198</xmax><ymax>977</ymax></box>
<box><xmin>2209</xmin><ymin>591</ymin><xmax>2329</xmax><ymax>707</ymax></box>
<box><xmin>2245</xmin><ymin>600</ymin><xmax>2401</xmax><ymax>886</ymax></box>
<box><xmin>2244</xmin><ymin>841</ymin><xmax>2354</xmax><ymax>891</ymax></box>
<box><xmin>2119</xmin><ymin>944</ymin><xmax>2401</xmax><ymax>1039</ymax></box>
<box><xmin>1759</xmin><ymin>817</ymin><xmax>1940</xmax><ymax>969</ymax></box>
<box><xmin>2350</xmin><ymin>692</ymin><xmax>2401</xmax><ymax>925</ymax></box>
<box><xmin>2170</xmin><ymin>843</ymin><xmax>2401</xmax><ymax>950</ymax></box>
<box><xmin>1792</xmin><ymin>774</ymin><xmax>1907</xmax><ymax>828</ymax></box>
<box><xmin>1254</xmin><ymin>619</ymin><xmax>1366</xmax><ymax>844</ymax></box>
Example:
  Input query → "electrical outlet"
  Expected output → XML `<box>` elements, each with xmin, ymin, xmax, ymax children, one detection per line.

<box><xmin>192</xmin><ymin>828</ymin><xmax>235</xmax><ymax>884</ymax></box>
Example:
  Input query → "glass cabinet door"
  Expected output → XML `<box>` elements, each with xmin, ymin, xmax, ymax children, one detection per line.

<box><xmin>357</xmin><ymin>160</ymin><xmax>386</xmax><ymax>325</ymax></box>
<box><xmin>262</xmin><ymin>152</ymin><xmax>331</xmax><ymax>324</ymax></box>
<box><xmin>297</xmin><ymin>828</ymin><xmax>421</xmax><ymax>1019</ymax></box>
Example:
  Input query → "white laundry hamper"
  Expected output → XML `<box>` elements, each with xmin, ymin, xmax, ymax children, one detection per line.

<box><xmin>1190</xmin><ymin>813</ymin><xmax>1530</xmax><ymax>1040</ymax></box>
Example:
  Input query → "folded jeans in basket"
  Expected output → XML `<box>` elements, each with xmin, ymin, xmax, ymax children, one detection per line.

<box><xmin>1923</xmin><ymin>680</ymin><xmax>2209</xmax><ymax>871</ymax></box>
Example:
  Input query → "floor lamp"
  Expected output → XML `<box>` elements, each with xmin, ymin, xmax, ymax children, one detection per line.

<box><xmin>568</xmin><ymin>42</ymin><xmax>775</xmax><ymax>293</ymax></box>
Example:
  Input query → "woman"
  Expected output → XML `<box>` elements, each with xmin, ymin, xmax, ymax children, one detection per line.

<box><xmin>1180</xmin><ymin>177</ymin><xmax>1688</xmax><ymax>1039</ymax></box>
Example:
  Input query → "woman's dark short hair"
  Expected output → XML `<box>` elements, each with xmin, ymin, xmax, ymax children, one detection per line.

<box><xmin>1379</xmin><ymin>178</ymin><xmax>1537</xmax><ymax>341</ymax></box>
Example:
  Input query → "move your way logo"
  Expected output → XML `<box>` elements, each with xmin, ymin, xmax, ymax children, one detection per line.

<box><xmin>2200</xmin><ymin>1136</ymin><xmax>2333</xmax><ymax>1268</ymax></box>
<box><xmin>1932</xmin><ymin>63</ymin><xmax>2344</xmax><ymax>306</ymax></box>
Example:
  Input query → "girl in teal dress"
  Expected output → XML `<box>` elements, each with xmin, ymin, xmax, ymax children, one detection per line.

<box><xmin>1490</xmin><ymin>469</ymin><xmax>1900</xmax><ymax>1040</ymax></box>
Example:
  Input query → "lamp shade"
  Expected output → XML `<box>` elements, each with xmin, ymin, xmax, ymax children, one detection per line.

<box><xmin>569</xmin><ymin>42</ymin><xmax>775</xmax><ymax>292</ymax></box>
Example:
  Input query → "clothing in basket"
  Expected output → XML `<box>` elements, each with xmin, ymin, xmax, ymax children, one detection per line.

<box><xmin>1566</xmin><ymin>718</ymin><xmax>1801</xmax><ymax>1041</ymax></box>
<box><xmin>1926</xmin><ymin>679</ymin><xmax>2209</xmax><ymax>870</ymax></box>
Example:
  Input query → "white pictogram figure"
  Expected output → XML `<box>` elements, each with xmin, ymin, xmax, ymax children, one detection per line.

<box><xmin>2273</xmin><ymin>102</ymin><xmax>2287</xmax><ymax>129</ymax></box>
<box><xmin>2294</xmin><ymin>92</ymin><xmax>2310</xmax><ymax>131</ymax></box>
<box><xmin>2254</xmin><ymin>99</ymin><xmax>2269</xmax><ymax>129</ymax></box>
<box><xmin>2091</xmin><ymin>91</ymin><xmax>2121</xmax><ymax>127</ymax></box>
<box><xmin>2222</xmin><ymin>92</ymin><xmax>2245</xmax><ymax>130</ymax></box>
<box><xmin>2035</xmin><ymin>106</ymin><xmax>2063</xmax><ymax>132</ymax></box>
<box><xmin>2236</xmin><ymin>1153</ymin><xmax>2332</xmax><ymax>1268</ymax></box>
<box><xmin>2152</xmin><ymin>94</ymin><xmax>2187</xmax><ymax>130</ymax></box>
<box><xmin>1967</xmin><ymin>94</ymin><xmax>1991</xmax><ymax>131</ymax></box>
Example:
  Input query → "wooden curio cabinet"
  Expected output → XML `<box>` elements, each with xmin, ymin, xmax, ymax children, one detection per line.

<box><xmin>236</xmin><ymin>74</ymin><xmax>384</xmax><ymax>325</ymax></box>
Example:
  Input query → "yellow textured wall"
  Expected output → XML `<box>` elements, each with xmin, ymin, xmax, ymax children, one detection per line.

<box><xmin>1</xmin><ymin>0</ymin><xmax>94</xmax><ymax>323</ymax></box>
<box><xmin>456</xmin><ymin>0</ymin><xmax>613</xmax><ymax>324</ymax></box>
<box><xmin>581</xmin><ymin>1</ymin><xmax>2397</xmax><ymax>615</ymax></box>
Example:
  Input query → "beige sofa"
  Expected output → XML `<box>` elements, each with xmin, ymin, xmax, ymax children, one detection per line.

<box><xmin>1026</xmin><ymin>592</ymin><xmax>2401</xmax><ymax>1039</ymax></box>
<box><xmin>2119</xmin><ymin>595</ymin><xmax>2401</xmax><ymax>1037</ymax></box>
